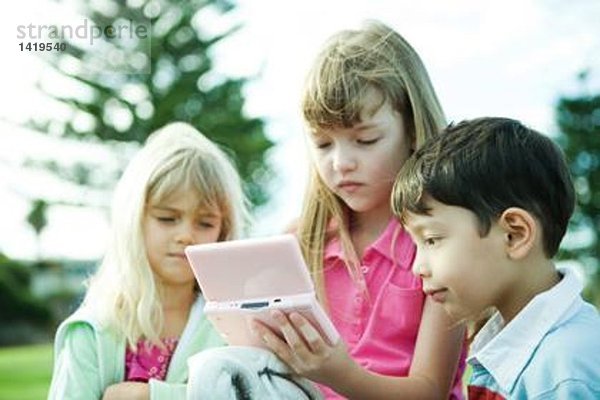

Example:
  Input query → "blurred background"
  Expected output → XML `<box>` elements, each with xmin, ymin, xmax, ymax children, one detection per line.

<box><xmin>0</xmin><ymin>0</ymin><xmax>599</xmax><ymax>398</ymax></box>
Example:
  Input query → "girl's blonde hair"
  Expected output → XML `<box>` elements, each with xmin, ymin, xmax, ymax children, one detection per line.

<box><xmin>83</xmin><ymin>122</ymin><xmax>250</xmax><ymax>348</ymax></box>
<box><xmin>298</xmin><ymin>20</ymin><xmax>446</xmax><ymax>304</ymax></box>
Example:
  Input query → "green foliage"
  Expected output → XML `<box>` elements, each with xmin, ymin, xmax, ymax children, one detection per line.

<box><xmin>0</xmin><ymin>255</ymin><xmax>51</xmax><ymax>325</ymax></box>
<box><xmin>27</xmin><ymin>0</ymin><xmax>273</xmax><ymax>207</ymax></box>
<box><xmin>26</xmin><ymin>199</ymin><xmax>48</xmax><ymax>260</ymax></box>
<box><xmin>26</xmin><ymin>199</ymin><xmax>48</xmax><ymax>236</ymax></box>
<box><xmin>0</xmin><ymin>344</ymin><xmax>53</xmax><ymax>400</ymax></box>
<box><xmin>556</xmin><ymin>91</ymin><xmax>600</xmax><ymax>305</ymax></box>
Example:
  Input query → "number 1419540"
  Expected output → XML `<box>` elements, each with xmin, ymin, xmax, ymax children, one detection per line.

<box><xmin>19</xmin><ymin>42</ymin><xmax>67</xmax><ymax>52</ymax></box>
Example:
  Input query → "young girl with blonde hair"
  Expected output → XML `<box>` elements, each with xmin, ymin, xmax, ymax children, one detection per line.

<box><xmin>254</xmin><ymin>20</ymin><xmax>466</xmax><ymax>399</ymax></box>
<box><xmin>48</xmin><ymin>122</ymin><xmax>249</xmax><ymax>399</ymax></box>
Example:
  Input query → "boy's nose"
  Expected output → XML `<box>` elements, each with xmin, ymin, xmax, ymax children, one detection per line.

<box><xmin>411</xmin><ymin>252</ymin><xmax>430</xmax><ymax>278</ymax></box>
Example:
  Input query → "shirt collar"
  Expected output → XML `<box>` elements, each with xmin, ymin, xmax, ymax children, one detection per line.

<box><xmin>468</xmin><ymin>267</ymin><xmax>584</xmax><ymax>393</ymax></box>
<box><xmin>324</xmin><ymin>218</ymin><xmax>411</xmax><ymax>263</ymax></box>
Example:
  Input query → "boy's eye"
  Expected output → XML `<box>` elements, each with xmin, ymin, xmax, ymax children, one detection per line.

<box><xmin>198</xmin><ymin>221</ymin><xmax>215</xmax><ymax>228</ymax></box>
<box><xmin>156</xmin><ymin>216</ymin><xmax>176</xmax><ymax>223</ymax></box>
<box><xmin>424</xmin><ymin>237</ymin><xmax>441</xmax><ymax>247</ymax></box>
<box><xmin>315</xmin><ymin>141</ymin><xmax>331</xmax><ymax>149</ymax></box>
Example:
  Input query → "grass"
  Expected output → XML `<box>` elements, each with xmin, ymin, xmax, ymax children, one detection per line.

<box><xmin>0</xmin><ymin>344</ymin><xmax>53</xmax><ymax>400</ymax></box>
<box><xmin>0</xmin><ymin>342</ymin><xmax>472</xmax><ymax>399</ymax></box>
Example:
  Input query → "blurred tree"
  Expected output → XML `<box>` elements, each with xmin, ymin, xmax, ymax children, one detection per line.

<box><xmin>555</xmin><ymin>75</ymin><xmax>600</xmax><ymax>306</ymax></box>
<box><xmin>25</xmin><ymin>0</ymin><xmax>273</xmax><ymax>208</ymax></box>
<box><xmin>0</xmin><ymin>254</ymin><xmax>52</xmax><ymax>345</ymax></box>
<box><xmin>26</xmin><ymin>199</ymin><xmax>48</xmax><ymax>261</ymax></box>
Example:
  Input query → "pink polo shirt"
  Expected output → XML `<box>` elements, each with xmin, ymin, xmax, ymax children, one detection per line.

<box><xmin>320</xmin><ymin>218</ymin><xmax>464</xmax><ymax>399</ymax></box>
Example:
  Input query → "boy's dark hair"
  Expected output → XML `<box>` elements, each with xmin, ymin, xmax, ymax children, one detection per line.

<box><xmin>392</xmin><ymin>117</ymin><xmax>575</xmax><ymax>257</ymax></box>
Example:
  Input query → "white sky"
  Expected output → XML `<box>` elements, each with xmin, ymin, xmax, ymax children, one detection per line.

<box><xmin>1</xmin><ymin>0</ymin><xmax>599</xmax><ymax>261</ymax></box>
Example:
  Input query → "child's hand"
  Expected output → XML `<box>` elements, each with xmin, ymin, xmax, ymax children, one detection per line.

<box><xmin>253</xmin><ymin>310</ymin><xmax>356</xmax><ymax>385</ymax></box>
<box><xmin>102</xmin><ymin>382</ymin><xmax>149</xmax><ymax>400</ymax></box>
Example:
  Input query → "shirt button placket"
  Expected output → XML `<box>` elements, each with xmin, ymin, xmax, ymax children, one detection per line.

<box><xmin>353</xmin><ymin>293</ymin><xmax>362</xmax><ymax>337</ymax></box>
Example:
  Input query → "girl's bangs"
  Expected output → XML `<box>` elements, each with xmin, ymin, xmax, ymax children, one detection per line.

<box><xmin>147</xmin><ymin>154</ymin><xmax>224</xmax><ymax>214</ymax></box>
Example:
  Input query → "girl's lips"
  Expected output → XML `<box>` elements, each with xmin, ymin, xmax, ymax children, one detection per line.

<box><xmin>338</xmin><ymin>181</ymin><xmax>363</xmax><ymax>193</ymax></box>
<box><xmin>168</xmin><ymin>253</ymin><xmax>187</xmax><ymax>259</ymax></box>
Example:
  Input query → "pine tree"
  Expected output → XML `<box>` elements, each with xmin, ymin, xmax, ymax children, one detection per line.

<box><xmin>556</xmin><ymin>76</ymin><xmax>600</xmax><ymax>305</ymax></box>
<box><xmin>26</xmin><ymin>0</ymin><xmax>273</xmax><ymax>209</ymax></box>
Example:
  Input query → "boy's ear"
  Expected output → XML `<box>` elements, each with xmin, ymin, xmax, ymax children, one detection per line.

<box><xmin>498</xmin><ymin>207</ymin><xmax>537</xmax><ymax>260</ymax></box>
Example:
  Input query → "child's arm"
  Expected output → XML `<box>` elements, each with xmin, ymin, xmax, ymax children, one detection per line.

<box><xmin>48</xmin><ymin>323</ymin><xmax>105</xmax><ymax>400</ymax></box>
<box><xmin>407</xmin><ymin>298</ymin><xmax>465</xmax><ymax>398</ymax></box>
<box><xmin>102</xmin><ymin>379</ymin><xmax>191</xmax><ymax>399</ymax></box>
<box><xmin>254</xmin><ymin>298</ymin><xmax>464</xmax><ymax>400</ymax></box>
<box><xmin>102</xmin><ymin>382</ymin><xmax>149</xmax><ymax>400</ymax></box>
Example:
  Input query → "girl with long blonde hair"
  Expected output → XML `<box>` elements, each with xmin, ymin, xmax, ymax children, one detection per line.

<box><xmin>49</xmin><ymin>122</ymin><xmax>249</xmax><ymax>399</ymax></box>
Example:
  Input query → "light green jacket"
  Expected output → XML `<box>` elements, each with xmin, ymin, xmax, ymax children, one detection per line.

<box><xmin>48</xmin><ymin>297</ymin><xmax>225</xmax><ymax>400</ymax></box>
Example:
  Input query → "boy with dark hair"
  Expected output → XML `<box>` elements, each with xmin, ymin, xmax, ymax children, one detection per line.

<box><xmin>392</xmin><ymin>117</ymin><xmax>600</xmax><ymax>399</ymax></box>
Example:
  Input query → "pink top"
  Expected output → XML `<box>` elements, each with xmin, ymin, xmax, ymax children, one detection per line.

<box><xmin>124</xmin><ymin>337</ymin><xmax>179</xmax><ymax>382</ymax></box>
<box><xmin>320</xmin><ymin>219</ymin><xmax>464</xmax><ymax>399</ymax></box>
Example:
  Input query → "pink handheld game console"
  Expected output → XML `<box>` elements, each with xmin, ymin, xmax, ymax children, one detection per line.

<box><xmin>185</xmin><ymin>234</ymin><xmax>339</xmax><ymax>348</ymax></box>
